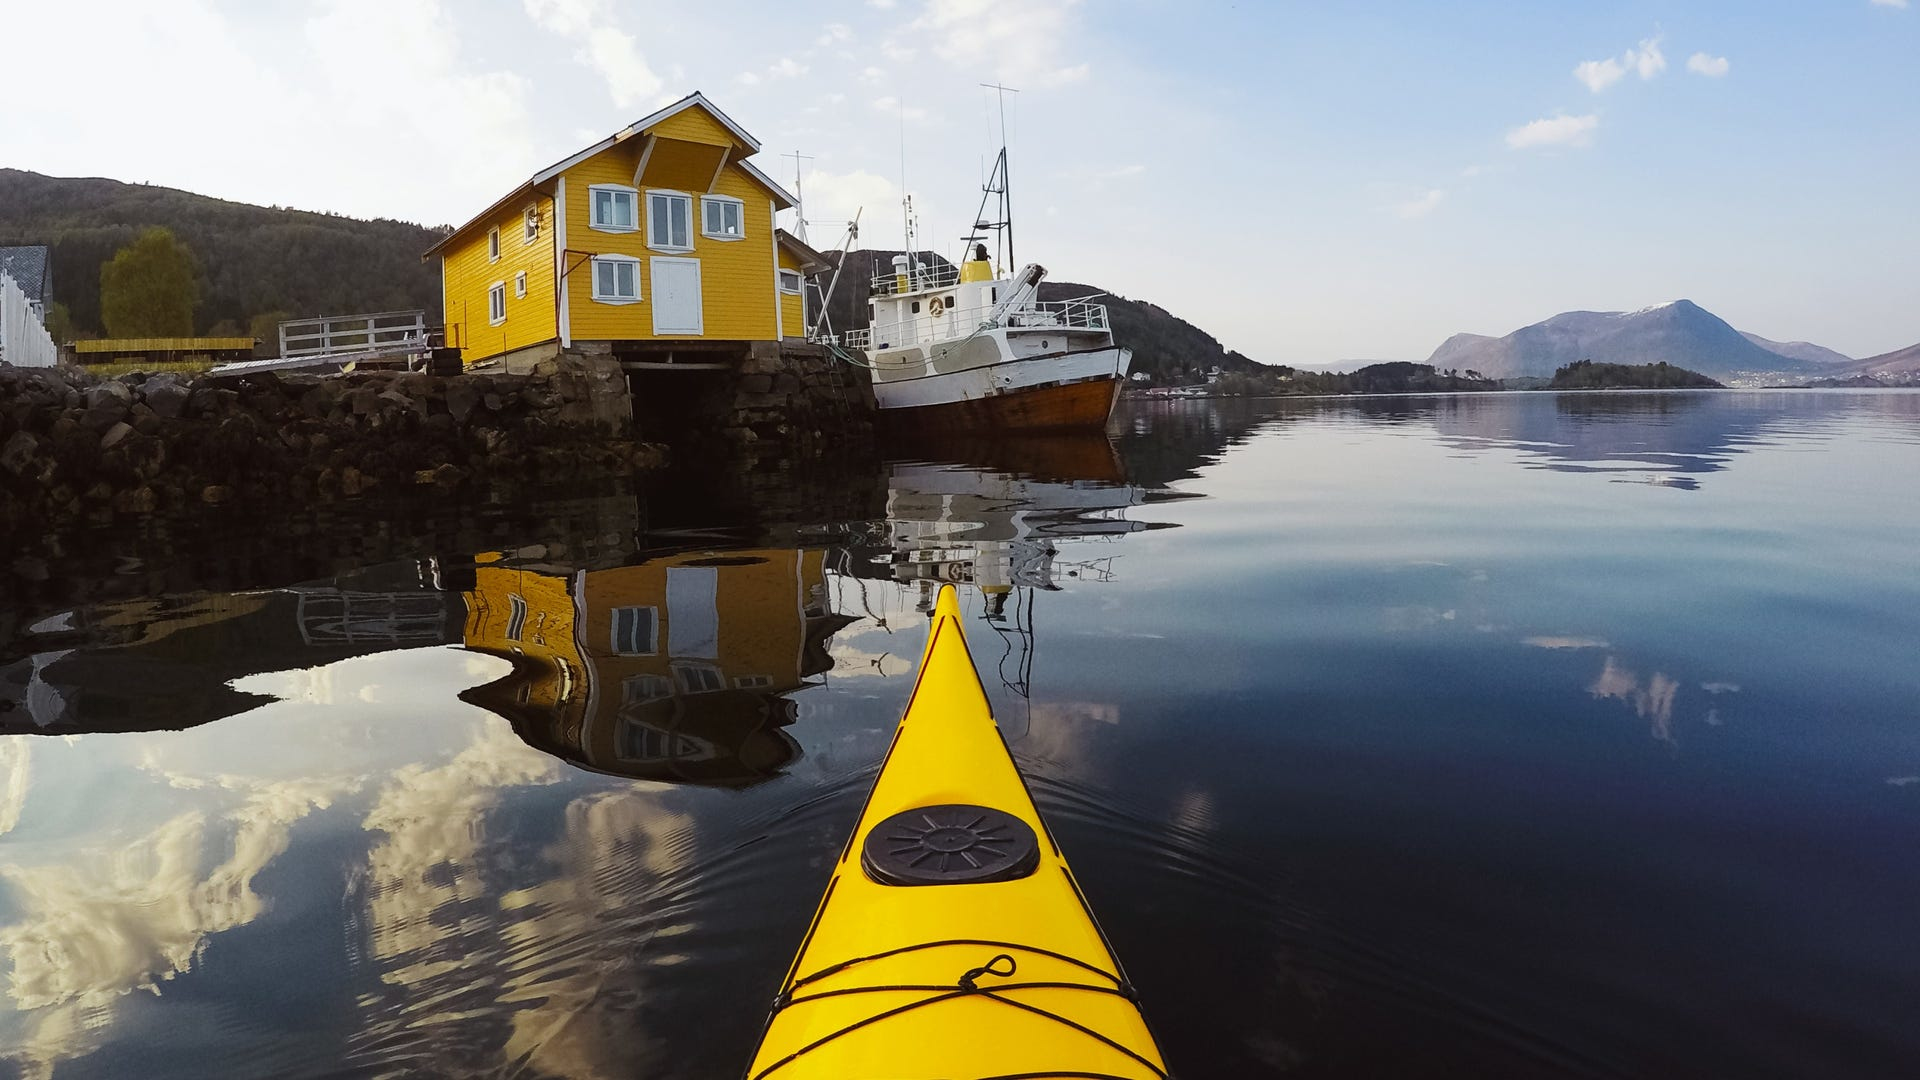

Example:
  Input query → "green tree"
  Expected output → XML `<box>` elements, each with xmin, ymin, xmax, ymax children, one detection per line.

<box><xmin>249</xmin><ymin>310</ymin><xmax>292</xmax><ymax>356</ymax></box>
<box><xmin>99</xmin><ymin>226</ymin><xmax>199</xmax><ymax>337</ymax></box>
<box><xmin>42</xmin><ymin>302</ymin><xmax>75</xmax><ymax>345</ymax></box>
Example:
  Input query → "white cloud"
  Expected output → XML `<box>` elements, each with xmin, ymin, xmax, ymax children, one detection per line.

<box><xmin>1099</xmin><ymin>164</ymin><xmax>1147</xmax><ymax>179</ymax></box>
<box><xmin>797</xmin><ymin>168</ymin><xmax>898</xmax><ymax>226</ymax></box>
<box><xmin>1575</xmin><ymin>34</ymin><xmax>1666</xmax><ymax>92</ymax></box>
<box><xmin>816</xmin><ymin>22</ymin><xmax>852</xmax><ymax>46</ymax></box>
<box><xmin>1394</xmin><ymin>188</ymin><xmax>1446</xmax><ymax>220</ymax></box>
<box><xmin>1574</xmin><ymin>57</ymin><xmax>1626</xmax><ymax>93</ymax></box>
<box><xmin>1868</xmin><ymin>0</ymin><xmax>1907</xmax><ymax>8</ymax></box>
<box><xmin>768</xmin><ymin>57</ymin><xmax>809</xmax><ymax>79</ymax></box>
<box><xmin>1506</xmin><ymin>112</ymin><xmax>1600</xmax><ymax>149</ymax></box>
<box><xmin>859</xmin><ymin>65</ymin><xmax>887</xmax><ymax>83</ymax></box>
<box><xmin>1687</xmin><ymin>52</ymin><xmax>1731</xmax><ymax>77</ymax></box>
<box><xmin>736</xmin><ymin>71</ymin><xmax>761</xmax><ymax>87</ymax></box>
<box><xmin>523</xmin><ymin>0</ymin><xmax>664</xmax><ymax>110</ymax></box>
<box><xmin>910</xmin><ymin>0</ymin><xmax>1093</xmax><ymax>86</ymax></box>
<box><xmin>868</xmin><ymin>0</ymin><xmax>897</xmax><ymax>7</ymax></box>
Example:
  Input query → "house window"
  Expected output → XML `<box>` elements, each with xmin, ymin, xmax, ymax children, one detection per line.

<box><xmin>778</xmin><ymin>269</ymin><xmax>803</xmax><ymax>294</ymax></box>
<box><xmin>621</xmin><ymin>674</ymin><xmax>672</xmax><ymax>704</ymax></box>
<box><xmin>589</xmin><ymin>184</ymin><xmax>639</xmax><ymax>232</ymax></box>
<box><xmin>734</xmin><ymin>674</ymin><xmax>773</xmax><ymax>689</ymax></box>
<box><xmin>506</xmin><ymin>594</ymin><xmax>528</xmax><ymax>642</ymax></box>
<box><xmin>646</xmin><ymin>190</ymin><xmax>693</xmax><ymax>252</ymax></box>
<box><xmin>590</xmin><ymin>255</ymin><xmax>641</xmax><ymax>304</ymax></box>
<box><xmin>611</xmin><ymin>605</ymin><xmax>658</xmax><ymax>655</ymax></box>
<box><xmin>488</xmin><ymin>227</ymin><xmax>501</xmax><ymax>261</ymax></box>
<box><xmin>700</xmin><ymin>195</ymin><xmax>745</xmax><ymax>240</ymax></box>
<box><xmin>488</xmin><ymin>282</ymin><xmax>506</xmax><ymax>325</ymax></box>
<box><xmin>514</xmin><ymin>271</ymin><xmax>528</xmax><ymax>299</ymax></box>
<box><xmin>673</xmin><ymin>662</ymin><xmax>724</xmax><ymax>694</ymax></box>
<box><xmin>523</xmin><ymin>205</ymin><xmax>540</xmax><ymax>242</ymax></box>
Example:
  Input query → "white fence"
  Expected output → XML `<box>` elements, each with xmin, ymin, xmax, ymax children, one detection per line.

<box><xmin>0</xmin><ymin>272</ymin><xmax>57</xmax><ymax>368</ymax></box>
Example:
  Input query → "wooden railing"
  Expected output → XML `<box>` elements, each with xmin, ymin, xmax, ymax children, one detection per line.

<box><xmin>279</xmin><ymin>310</ymin><xmax>428</xmax><ymax>360</ymax></box>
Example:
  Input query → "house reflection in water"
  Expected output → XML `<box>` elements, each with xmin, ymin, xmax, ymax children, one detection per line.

<box><xmin>459</xmin><ymin>549</ymin><xmax>856</xmax><ymax>787</ymax></box>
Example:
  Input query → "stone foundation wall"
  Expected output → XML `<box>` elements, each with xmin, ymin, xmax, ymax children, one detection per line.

<box><xmin>0</xmin><ymin>354</ymin><xmax>659</xmax><ymax>533</ymax></box>
<box><xmin>724</xmin><ymin>340</ymin><xmax>875</xmax><ymax>470</ymax></box>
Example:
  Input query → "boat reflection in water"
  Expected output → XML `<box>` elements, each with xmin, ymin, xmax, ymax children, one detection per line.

<box><xmin>457</xmin><ymin>548</ymin><xmax>856</xmax><ymax>787</ymax></box>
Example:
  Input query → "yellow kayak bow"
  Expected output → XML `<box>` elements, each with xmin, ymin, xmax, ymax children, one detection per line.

<box><xmin>746</xmin><ymin>585</ymin><xmax>1168</xmax><ymax>1079</ymax></box>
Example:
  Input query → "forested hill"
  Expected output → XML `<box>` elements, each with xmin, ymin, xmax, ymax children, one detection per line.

<box><xmin>813</xmin><ymin>249</ymin><xmax>1266</xmax><ymax>383</ymax></box>
<box><xmin>0</xmin><ymin>169</ymin><xmax>447</xmax><ymax>336</ymax></box>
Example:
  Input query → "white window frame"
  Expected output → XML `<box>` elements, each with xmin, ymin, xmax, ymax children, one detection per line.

<box><xmin>610</xmin><ymin>605</ymin><xmax>658</xmax><ymax>655</ymax></box>
<box><xmin>514</xmin><ymin>271</ymin><xmax>528</xmax><ymax>298</ymax></box>
<box><xmin>700</xmin><ymin>194</ymin><xmax>746</xmax><ymax>241</ymax></box>
<box><xmin>487</xmin><ymin>281</ymin><xmax>506</xmax><ymax>325</ymax></box>
<box><xmin>590</xmin><ymin>255</ymin><xmax>642</xmax><ymax>305</ymax></box>
<box><xmin>588</xmin><ymin>183</ymin><xmax>639</xmax><ymax>233</ymax></box>
<box><xmin>487</xmin><ymin>227</ymin><xmax>500</xmax><ymax>262</ymax></box>
<box><xmin>778</xmin><ymin>268</ymin><xmax>803</xmax><ymax>294</ymax></box>
<box><xmin>672</xmin><ymin>661</ymin><xmax>725</xmax><ymax>695</ymax></box>
<box><xmin>523</xmin><ymin>205</ymin><xmax>540</xmax><ymax>243</ymax></box>
<box><xmin>646</xmin><ymin>189</ymin><xmax>695</xmax><ymax>253</ymax></box>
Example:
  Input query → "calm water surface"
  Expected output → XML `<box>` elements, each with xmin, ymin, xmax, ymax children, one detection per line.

<box><xmin>3</xmin><ymin>391</ymin><xmax>1918</xmax><ymax>1078</ymax></box>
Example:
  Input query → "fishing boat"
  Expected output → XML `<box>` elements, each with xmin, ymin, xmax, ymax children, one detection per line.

<box><xmin>744</xmin><ymin>584</ymin><xmax>1167</xmax><ymax>1078</ymax></box>
<box><xmin>836</xmin><ymin>110</ymin><xmax>1132</xmax><ymax>433</ymax></box>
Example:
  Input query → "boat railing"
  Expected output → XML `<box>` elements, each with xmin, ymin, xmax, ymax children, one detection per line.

<box><xmin>870</xmin><ymin>262</ymin><xmax>963</xmax><ymax>296</ymax></box>
<box><xmin>843</xmin><ymin>299</ymin><xmax>1109</xmax><ymax>350</ymax></box>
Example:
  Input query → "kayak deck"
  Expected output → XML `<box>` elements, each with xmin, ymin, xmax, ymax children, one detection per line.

<box><xmin>746</xmin><ymin>586</ymin><xmax>1166</xmax><ymax>1079</ymax></box>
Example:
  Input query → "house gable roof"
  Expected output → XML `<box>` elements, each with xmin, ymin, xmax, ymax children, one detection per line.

<box><xmin>0</xmin><ymin>246</ymin><xmax>50</xmax><ymax>301</ymax></box>
<box><xmin>426</xmin><ymin>91</ymin><xmax>796</xmax><ymax>259</ymax></box>
<box><xmin>775</xmin><ymin>229</ymin><xmax>832</xmax><ymax>274</ymax></box>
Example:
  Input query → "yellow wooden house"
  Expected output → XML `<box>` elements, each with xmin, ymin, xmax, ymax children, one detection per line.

<box><xmin>425</xmin><ymin>91</ymin><xmax>831</xmax><ymax>369</ymax></box>
<box><xmin>459</xmin><ymin>547</ymin><xmax>854</xmax><ymax>786</ymax></box>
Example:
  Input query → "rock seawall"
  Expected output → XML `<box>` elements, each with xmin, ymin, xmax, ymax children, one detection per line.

<box><xmin>0</xmin><ymin>356</ymin><xmax>662</xmax><ymax>531</ymax></box>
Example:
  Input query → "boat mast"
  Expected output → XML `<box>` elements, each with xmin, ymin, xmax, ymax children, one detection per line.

<box><xmin>981</xmin><ymin>82</ymin><xmax>1019</xmax><ymax>271</ymax></box>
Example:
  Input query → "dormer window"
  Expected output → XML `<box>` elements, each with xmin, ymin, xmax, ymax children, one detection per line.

<box><xmin>589</xmin><ymin>184</ymin><xmax>639</xmax><ymax>232</ymax></box>
<box><xmin>701</xmin><ymin>195</ymin><xmax>745</xmax><ymax>240</ymax></box>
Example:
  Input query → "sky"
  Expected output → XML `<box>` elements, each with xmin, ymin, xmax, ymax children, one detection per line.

<box><xmin>3</xmin><ymin>0</ymin><xmax>1916</xmax><ymax>364</ymax></box>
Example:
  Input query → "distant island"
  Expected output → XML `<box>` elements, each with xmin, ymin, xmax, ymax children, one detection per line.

<box><xmin>1548</xmin><ymin>359</ymin><xmax>1721</xmax><ymax>390</ymax></box>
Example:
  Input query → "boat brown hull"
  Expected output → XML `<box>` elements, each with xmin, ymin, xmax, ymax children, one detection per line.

<box><xmin>876</xmin><ymin>374</ymin><xmax>1123</xmax><ymax>435</ymax></box>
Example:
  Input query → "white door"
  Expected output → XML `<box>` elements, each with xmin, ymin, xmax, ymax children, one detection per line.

<box><xmin>651</xmin><ymin>257</ymin><xmax>703</xmax><ymax>335</ymax></box>
<box><xmin>665</xmin><ymin>566</ymin><xmax>719</xmax><ymax>659</ymax></box>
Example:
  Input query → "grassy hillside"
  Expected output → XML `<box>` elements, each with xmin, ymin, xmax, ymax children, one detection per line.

<box><xmin>0</xmin><ymin>169</ymin><xmax>447</xmax><ymax>338</ymax></box>
<box><xmin>812</xmin><ymin>249</ymin><xmax>1267</xmax><ymax>383</ymax></box>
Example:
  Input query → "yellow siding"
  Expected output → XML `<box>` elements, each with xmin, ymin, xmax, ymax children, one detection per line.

<box><xmin>441</xmin><ymin>193</ymin><xmax>558</xmax><ymax>363</ymax></box>
<box><xmin>74</xmin><ymin>337</ymin><xmax>255</xmax><ymax>353</ymax></box>
<box><xmin>463</xmin><ymin>562</ymin><xmax>583</xmax><ymax>718</ymax></box>
<box><xmin>778</xmin><ymin>247</ymin><xmax>805</xmax><ymax>337</ymax></box>
<box><xmin>648</xmin><ymin>108</ymin><xmax>742</xmax><ymax>148</ymax></box>
<box><xmin>561</xmin><ymin>139</ymin><xmax>780</xmax><ymax>343</ymax></box>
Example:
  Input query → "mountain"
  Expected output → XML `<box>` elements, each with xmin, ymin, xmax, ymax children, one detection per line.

<box><xmin>812</xmin><ymin>249</ymin><xmax>1265</xmax><ymax>383</ymax></box>
<box><xmin>1426</xmin><ymin>300</ymin><xmax>1827</xmax><ymax>385</ymax></box>
<box><xmin>0</xmin><ymin>169</ymin><xmax>447</xmax><ymax>337</ymax></box>
<box><xmin>1738</xmin><ymin>332</ymin><xmax>1853</xmax><ymax>366</ymax></box>
<box><xmin>1836</xmin><ymin>341</ymin><xmax>1920</xmax><ymax>382</ymax></box>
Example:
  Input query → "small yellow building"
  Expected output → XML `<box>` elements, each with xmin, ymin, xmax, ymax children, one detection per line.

<box><xmin>425</xmin><ymin>91</ymin><xmax>830</xmax><ymax>369</ymax></box>
<box><xmin>459</xmin><ymin>547</ymin><xmax>853</xmax><ymax>786</ymax></box>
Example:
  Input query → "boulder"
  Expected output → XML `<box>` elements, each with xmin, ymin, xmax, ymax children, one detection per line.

<box><xmin>143</xmin><ymin>376</ymin><xmax>192</xmax><ymax>419</ymax></box>
<box><xmin>1</xmin><ymin>431</ymin><xmax>39</xmax><ymax>476</ymax></box>
<box><xmin>445</xmin><ymin>378</ymin><xmax>481</xmax><ymax>423</ymax></box>
<box><xmin>99</xmin><ymin>422</ymin><xmax>134</xmax><ymax>450</ymax></box>
<box><xmin>83</xmin><ymin>381</ymin><xmax>134</xmax><ymax>431</ymax></box>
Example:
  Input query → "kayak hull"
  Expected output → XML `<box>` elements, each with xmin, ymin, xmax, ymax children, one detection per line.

<box><xmin>746</xmin><ymin>586</ymin><xmax>1165</xmax><ymax>1079</ymax></box>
